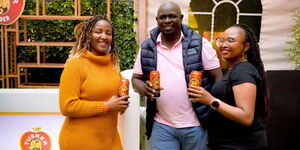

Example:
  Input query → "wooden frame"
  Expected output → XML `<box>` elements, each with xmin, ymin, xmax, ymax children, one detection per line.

<box><xmin>17</xmin><ymin>63</ymin><xmax>65</xmax><ymax>88</ymax></box>
<box><xmin>0</xmin><ymin>0</ymin><xmax>113</xmax><ymax>88</ymax></box>
<box><xmin>0</xmin><ymin>0</ymin><xmax>146</xmax><ymax>88</ymax></box>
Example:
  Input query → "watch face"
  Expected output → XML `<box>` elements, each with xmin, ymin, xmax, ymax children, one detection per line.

<box><xmin>212</xmin><ymin>100</ymin><xmax>220</xmax><ymax>108</ymax></box>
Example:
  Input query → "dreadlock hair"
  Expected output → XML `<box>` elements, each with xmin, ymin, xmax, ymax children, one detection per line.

<box><xmin>231</xmin><ymin>24</ymin><xmax>271</xmax><ymax>121</ymax></box>
<box><xmin>68</xmin><ymin>15</ymin><xmax>120</xmax><ymax>71</ymax></box>
<box><xmin>74</xmin><ymin>22</ymin><xmax>85</xmax><ymax>40</ymax></box>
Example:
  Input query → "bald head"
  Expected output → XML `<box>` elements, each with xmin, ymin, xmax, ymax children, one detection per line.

<box><xmin>157</xmin><ymin>1</ymin><xmax>182</xmax><ymax>17</ymax></box>
<box><xmin>156</xmin><ymin>1</ymin><xmax>183</xmax><ymax>38</ymax></box>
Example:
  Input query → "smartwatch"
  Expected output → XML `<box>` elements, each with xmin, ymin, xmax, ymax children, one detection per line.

<box><xmin>211</xmin><ymin>99</ymin><xmax>221</xmax><ymax>110</ymax></box>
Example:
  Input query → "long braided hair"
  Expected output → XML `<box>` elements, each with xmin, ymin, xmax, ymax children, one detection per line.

<box><xmin>69</xmin><ymin>15</ymin><xmax>120</xmax><ymax>71</ymax></box>
<box><xmin>227</xmin><ymin>24</ymin><xmax>271</xmax><ymax>121</ymax></box>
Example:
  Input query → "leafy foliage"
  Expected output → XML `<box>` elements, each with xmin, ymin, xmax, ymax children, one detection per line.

<box><xmin>17</xmin><ymin>0</ymin><xmax>137</xmax><ymax>83</ymax></box>
<box><xmin>111</xmin><ymin>1</ymin><xmax>138</xmax><ymax>70</ymax></box>
<box><xmin>285</xmin><ymin>9</ymin><xmax>300</xmax><ymax>69</ymax></box>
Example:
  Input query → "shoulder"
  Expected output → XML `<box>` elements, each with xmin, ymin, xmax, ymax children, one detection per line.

<box><xmin>201</xmin><ymin>37</ymin><xmax>213</xmax><ymax>50</ymax></box>
<box><xmin>202</xmin><ymin>37</ymin><xmax>210</xmax><ymax>45</ymax></box>
<box><xmin>65</xmin><ymin>57</ymin><xmax>84</xmax><ymax>66</ymax></box>
<box><xmin>141</xmin><ymin>38</ymin><xmax>155</xmax><ymax>48</ymax></box>
<box><xmin>231</xmin><ymin>62</ymin><xmax>261</xmax><ymax>85</ymax></box>
<box><xmin>234</xmin><ymin>62</ymin><xmax>259</xmax><ymax>75</ymax></box>
<box><xmin>182</xmin><ymin>24</ymin><xmax>201</xmax><ymax>39</ymax></box>
<box><xmin>64</xmin><ymin>57</ymin><xmax>88</xmax><ymax>73</ymax></box>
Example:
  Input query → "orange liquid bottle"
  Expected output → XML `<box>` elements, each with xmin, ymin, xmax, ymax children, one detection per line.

<box><xmin>189</xmin><ymin>70</ymin><xmax>202</xmax><ymax>87</ymax></box>
<box><xmin>118</xmin><ymin>79</ymin><xmax>129</xmax><ymax>99</ymax></box>
<box><xmin>150</xmin><ymin>71</ymin><xmax>160</xmax><ymax>97</ymax></box>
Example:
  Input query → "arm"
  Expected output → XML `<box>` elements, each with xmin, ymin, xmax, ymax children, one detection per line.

<box><xmin>59</xmin><ymin>60</ymin><xmax>102</xmax><ymax>117</ymax></box>
<box><xmin>206</xmin><ymin>67</ymin><xmax>223</xmax><ymax>83</ymax></box>
<box><xmin>131</xmin><ymin>49</ymin><xmax>157</xmax><ymax>99</ymax></box>
<box><xmin>201</xmin><ymin>38</ymin><xmax>223</xmax><ymax>83</ymax></box>
<box><xmin>132</xmin><ymin>73</ymin><xmax>155</xmax><ymax>99</ymax></box>
<box><xmin>59</xmin><ymin>60</ymin><xmax>129</xmax><ymax>117</ymax></box>
<box><xmin>188</xmin><ymin>82</ymin><xmax>256</xmax><ymax>126</ymax></box>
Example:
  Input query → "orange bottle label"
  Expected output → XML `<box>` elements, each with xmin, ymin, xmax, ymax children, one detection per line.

<box><xmin>150</xmin><ymin>71</ymin><xmax>160</xmax><ymax>90</ymax></box>
<box><xmin>119</xmin><ymin>79</ymin><xmax>129</xmax><ymax>96</ymax></box>
<box><xmin>189</xmin><ymin>71</ymin><xmax>202</xmax><ymax>87</ymax></box>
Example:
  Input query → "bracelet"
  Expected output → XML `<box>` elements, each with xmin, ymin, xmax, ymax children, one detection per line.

<box><xmin>103</xmin><ymin>102</ymin><xmax>109</xmax><ymax>113</ymax></box>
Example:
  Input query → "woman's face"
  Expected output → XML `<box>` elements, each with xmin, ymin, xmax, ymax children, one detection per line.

<box><xmin>90</xmin><ymin>20</ymin><xmax>113</xmax><ymax>56</ymax></box>
<box><xmin>218</xmin><ymin>27</ymin><xmax>247</xmax><ymax>62</ymax></box>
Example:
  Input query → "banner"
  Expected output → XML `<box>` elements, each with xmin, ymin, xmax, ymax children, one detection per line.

<box><xmin>0</xmin><ymin>0</ymin><xmax>25</xmax><ymax>25</ymax></box>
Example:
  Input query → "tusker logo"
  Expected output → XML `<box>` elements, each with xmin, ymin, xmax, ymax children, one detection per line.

<box><xmin>20</xmin><ymin>127</ymin><xmax>51</xmax><ymax>150</ymax></box>
<box><xmin>0</xmin><ymin>0</ymin><xmax>25</xmax><ymax>25</ymax></box>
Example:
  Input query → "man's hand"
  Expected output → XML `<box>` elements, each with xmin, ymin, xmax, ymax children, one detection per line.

<box><xmin>132</xmin><ymin>73</ymin><xmax>164</xmax><ymax>100</ymax></box>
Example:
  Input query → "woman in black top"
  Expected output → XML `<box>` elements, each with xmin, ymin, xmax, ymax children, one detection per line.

<box><xmin>188</xmin><ymin>24</ymin><xmax>270</xmax><ymax>150</ymax></box>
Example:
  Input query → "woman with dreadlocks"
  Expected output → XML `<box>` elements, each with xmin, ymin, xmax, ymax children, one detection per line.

<box><xmin>188</xmin><ymin>24</ymin><xmax>270</xmax><ymax>150</ymax></box>
<box><xmin>59</xmin><ymin>15</ymin><xmax>130</xmax><ymax>150</ymax></box>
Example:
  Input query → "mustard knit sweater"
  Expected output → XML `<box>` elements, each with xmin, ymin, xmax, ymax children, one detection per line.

<box><xmin>59</xmin><ymin>50</ymin><xmax>122</xmax><ymax>150</ymax></box>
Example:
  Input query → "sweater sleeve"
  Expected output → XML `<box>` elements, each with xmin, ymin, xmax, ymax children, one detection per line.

<box><xmin>59</xmin><ymin>59</ymin><xmax>105</xmax><ymax>117</ymax></box>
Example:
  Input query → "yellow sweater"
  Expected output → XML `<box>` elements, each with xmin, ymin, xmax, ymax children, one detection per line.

<box><xmin>59</xmin><ymin>50</ymin><xmax>122</xmax><ymax>150</ymax></box>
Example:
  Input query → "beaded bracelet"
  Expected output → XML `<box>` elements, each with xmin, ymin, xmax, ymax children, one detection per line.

<box><xmin>103</xmin><ymin>102</ymin><xmax>109</xmax><ymax>113</ymax></box>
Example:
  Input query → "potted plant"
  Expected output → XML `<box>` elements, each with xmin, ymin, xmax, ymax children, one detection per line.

<box><xmin>284</xmin><ymin>9</ymin><xmax>300</xmax><ymax>69</ymax></box>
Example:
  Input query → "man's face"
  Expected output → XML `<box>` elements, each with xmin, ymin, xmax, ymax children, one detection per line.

<box><xmin>156</xmin><ymin>5</ymin><xmax>183</xmax><ymax>36</ymax></box>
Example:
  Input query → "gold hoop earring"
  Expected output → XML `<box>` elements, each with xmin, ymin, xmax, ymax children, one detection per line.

<box><xmin>221</xmin><ymin>57</ymin><xmax>226</xmax><ymax>61</ymax></box>
<box><xmin>87</xmin><ymin>44</ymin><xmax>91</xmax><ymax>51</ymax></box>
<box><xmin>243</xmin><ymin>50</ymin><xmax>248</xmax><ymax>61</ymax></box>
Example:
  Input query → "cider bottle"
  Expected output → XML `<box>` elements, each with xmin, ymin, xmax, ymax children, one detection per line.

<box><xmin>150</xmin><ymin>71</ymin><xmax>160</xmax><ymax>97</ymax></box>
<box><xmin>189</xmin><ymin>70</ymin><xmax>202</xmax><ymax>87</ymax></box>
<box><xmin>118</xmin><ymin>79</ymin><xmax>129</xmax><ymax>100</ymax></box>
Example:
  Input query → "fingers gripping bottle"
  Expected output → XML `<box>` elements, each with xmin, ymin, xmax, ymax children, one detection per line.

<box><xmin>150</xmin><ymin>71</ymin><xmax>160</xmax><ymax>97</ymax></box>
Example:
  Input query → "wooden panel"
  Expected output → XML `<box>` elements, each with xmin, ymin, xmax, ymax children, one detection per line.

<box><xmin>1</xmin><ymin>0</ymin><xmax>112</xmax><ymax>88</ymax></box>
<box><xmin>20</xmin><ymin>15</ymin><xmax>91</xmax><ymax>20</ymax></box>
<box><xmin>17</xmin><ymin>63</ymin><xmax>65</xmax><ymax>68</ymax></box>
<box><xmin>1</xmin><ymin>26</ymin><xmax>4</xmax><ymax>88</ymax></box>
<box><xmin>17</xmin><ymin>42</ymin><xmax>74</xmax><ymax>46</ymax></box>
<box><xmin>17</xmin><ymin>63</ymin><xmax>64</xmax><ymax>88</ymax></box>
<box><xmin>18</xmin><ymin>84</ymin><xmax>59</xmax><ymax>88</ymax></box>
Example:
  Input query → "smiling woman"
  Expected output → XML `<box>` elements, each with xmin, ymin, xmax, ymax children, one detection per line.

<box><xmin>188</xmin><ymin>24</ymin><xmax>270</xmax><ymax>150</ymax></box>
<box><xmin>90</xmin><ymin>19</ymin><xmax>113</xmax><ymax>56</ymax></box>
<box><xmin>69</xmin><ymin>16</ymin><xmax>119</xmax><ymax>70</ymax></box>
<box><xmin>59</xmin><ymin>15</ymin><xmax>130</xmax><ymax>150</ymax></box>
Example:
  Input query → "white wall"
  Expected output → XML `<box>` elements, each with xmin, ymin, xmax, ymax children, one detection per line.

<box><xmin>0</xmin><ymin>69</ymin><xmax>140</xmax><ymax>150</ymax></box>
<box><xmin>260</xmin><ymin>0</ymin><xmax>300</xmax><ymax>70</ymax></box>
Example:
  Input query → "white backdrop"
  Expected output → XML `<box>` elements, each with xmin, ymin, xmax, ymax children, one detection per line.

<box><xmin>0</xmin><ymin>69</ymin><xmax>140</xmax><ymax>150</ymax></box>
<box><xmin>147</xmin><ymin>0</ymin><xmax>300</xmax><ymax>70</ymax></box>
<box><xmin>260</xmin><ymin>0</ymin><xmax>300</xmax><ymax>70</ymax></box>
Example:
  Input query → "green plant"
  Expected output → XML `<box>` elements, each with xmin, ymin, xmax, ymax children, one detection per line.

<box><xmin>111</xmin><ymin>1</ymin><xmax>138</xmax><ymax>71</ymax></box>
<box><xmin>17</xmin><ymin>0</ymin><xmax>137</xmax><ymax>83</ymax></box>
<box><xmin>285</xmin><ymin>9</ymin><xmax>300</xmax><ymax>69</ymax></box>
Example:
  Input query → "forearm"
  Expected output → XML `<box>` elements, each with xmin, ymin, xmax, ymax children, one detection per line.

<box><xmin>60</xmin><ymin>98</ymin><xmax>105</xmax><ymax>117</ymax></box>
<box><xmin>132</xmin><ymin>78</ymin><xmax>146</xmax><ymax>95</ymax></box>
<box><xmin>132</xmin><ymin>74</ymin><xmax>146</xmax><ymax>96</ymax></box>
<box><xmin>214</xmin><ymin>100</ymin><xmax>254</xmax><ymax>126</ymax></box>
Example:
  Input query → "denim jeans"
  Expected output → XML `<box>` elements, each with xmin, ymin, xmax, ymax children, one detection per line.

<box><xmin>150</xmin><ymin>121</ymin><xmax>209</xmax><ymax>150</ymax></box>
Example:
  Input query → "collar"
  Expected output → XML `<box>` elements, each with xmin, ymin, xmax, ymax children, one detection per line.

<box><xmin>80</xmin><ymin>49</ymin><xmax>111</xmax><ymax>65</ymax></box>
<box><xmin>156</xmin><ymin>32</ymin><xmax>185</xmax><ymax>45</ymax></box>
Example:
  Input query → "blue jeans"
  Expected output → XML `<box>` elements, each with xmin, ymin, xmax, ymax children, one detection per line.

<box><xmin>150</xmin><ymin>121</ymin><xmax>209</xmax><ymax>150</ymax></box>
